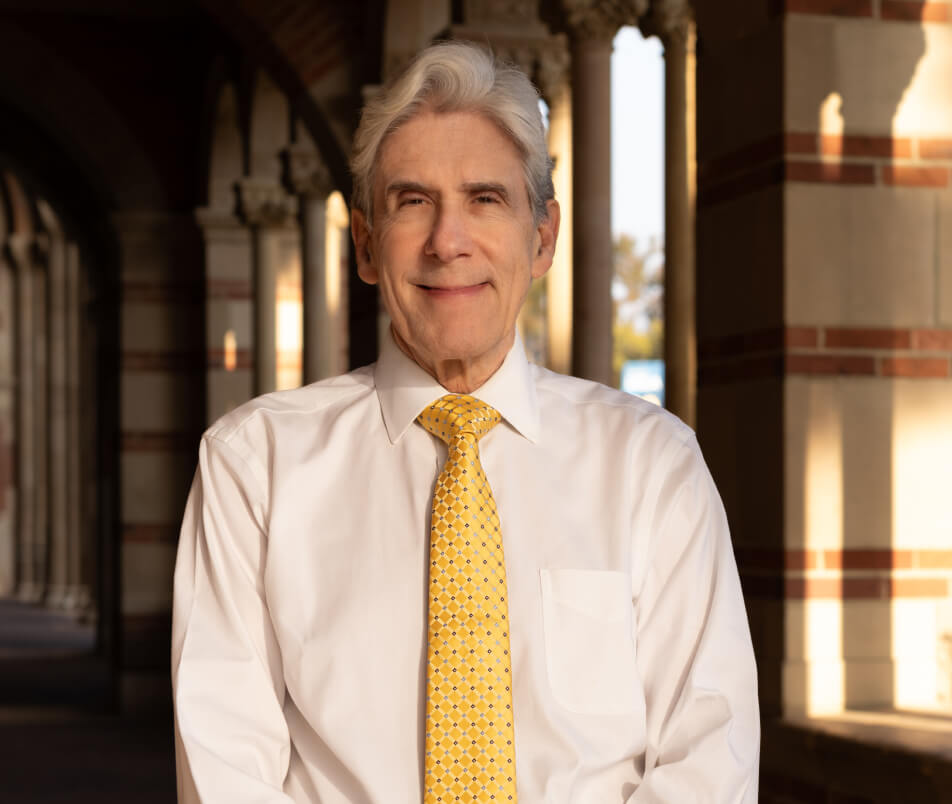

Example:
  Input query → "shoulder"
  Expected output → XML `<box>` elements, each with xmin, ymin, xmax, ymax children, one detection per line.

<box><xmin>204</xmin><ymin>365</ymin><xmax>376</xmax><ymax>452</ymax></box>
<box><xmin>531</xmin><ymin>364</ymin><xmax>695</xmax><ymax>450</ymax></box>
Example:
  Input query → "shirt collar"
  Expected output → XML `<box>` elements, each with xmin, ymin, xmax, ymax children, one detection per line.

<box><xmin>374</xmin><ymin>327</ymin><xmax>540</xmax><ymax>445</ymax></box>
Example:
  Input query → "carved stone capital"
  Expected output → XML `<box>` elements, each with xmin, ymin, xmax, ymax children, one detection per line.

<box><xmin>639</xmin><ymin>0</ymin><xmax>693</xmax><ymax>43</ymax></box>
<box><xmin>449</xmin><ymin>1</ymin><xmax>570</xmax><ymax>102</ymax></box>
<box><xmin>535</xmin><ymin>35</ymin><xmax>571</xmax><ymax>102</ymax></box>
<box><xmin>464</xmin><ymin>0</ymin><xmax>540</xmax><ymax>27</ymax></box>
<box><xmin>237</xmin><ymin>178</ymin><xmax>297</xmax><ymax>227</ymax></box>
<box><xmin>282</xmin><ymin>146</ymin><xmax>334</xmax><ymax>200</ymax></box>
<box><xmin>562</xmin><ymin>0</ymin><xmax>650</xmax><ymax>43</ymax></box>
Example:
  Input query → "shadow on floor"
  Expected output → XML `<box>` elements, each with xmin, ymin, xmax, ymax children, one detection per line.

<box><xmin>0</xmin><ymin>712</ymin><xmax>176</xmax><ymax>803</ymax></box>
<box><xmin>0</xmin><ymin>598</ymin><xmax>176</xmax><ymax>802</ymax></box>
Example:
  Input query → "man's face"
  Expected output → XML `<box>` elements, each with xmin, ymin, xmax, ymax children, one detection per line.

<box><xmin>352</xmin><ymin>109</ymin><xmax>559</xmax><ymax>389</ymax></box>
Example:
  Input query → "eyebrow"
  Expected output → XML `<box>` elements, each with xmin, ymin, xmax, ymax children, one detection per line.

<box><xmin>382</xmin><ymin>180</ymin><xmax>512</xmax><ymax>203</ymax></box>
<box><xmin>461</xmin><ymin>182</ymin><xmax>510</xmax><ymax>202</ymax></box>
<box><xmin>383</xmin><ymin>180</ymin><xmax>431</xmax><ymax>199</ymax></box>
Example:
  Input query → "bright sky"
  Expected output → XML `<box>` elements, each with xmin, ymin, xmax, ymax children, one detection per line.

<box><xmin>611</xmin><ymin>26</ymin><xmax>665</xmax><ymax>246</ymax></box>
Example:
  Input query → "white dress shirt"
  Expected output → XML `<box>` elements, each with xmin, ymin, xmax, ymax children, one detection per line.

<box><xmin>172</xmin><ymin>332</ymin><xmax>760</xmax><ymax>803</ymax></box>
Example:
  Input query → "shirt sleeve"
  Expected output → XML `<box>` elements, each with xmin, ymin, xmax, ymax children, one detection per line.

<box><xmin>171</xmin><ymin>433</ymin><xmax>296</xmax><ymax>803</ymax></box>
<box><xmin>627</xmin><ymin>434</ymin><xmax>760</xmax><ymax>803</ymax></box>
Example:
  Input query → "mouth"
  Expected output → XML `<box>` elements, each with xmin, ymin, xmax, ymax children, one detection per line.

<box><xmin>416</xmin><ymin>281</ymin><xmax>489</xmax><ymax>297</ymax></box>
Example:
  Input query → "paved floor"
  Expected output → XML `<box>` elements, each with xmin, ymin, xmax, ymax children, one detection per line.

<box><xmin>0</xmin><ymin>598</ymin><xmax>176</xmax><ymax>803</ymax></box>
<box><xmin>0</xmin><ymin>710</ymin><xmax>176</xmax><ymax>803</ymax></box>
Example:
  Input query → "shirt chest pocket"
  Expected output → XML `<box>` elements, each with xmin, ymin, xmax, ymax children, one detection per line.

<box><xmin>540</xmin><ymin>568</ymin><xmax>644</xmax><ymax>716</ymax></box>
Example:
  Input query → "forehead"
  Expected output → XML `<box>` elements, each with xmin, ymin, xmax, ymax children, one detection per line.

<box><xmin>375</xmin><ymin>110</ymin><xmax>524</xmax><ymax>186</ymax></box>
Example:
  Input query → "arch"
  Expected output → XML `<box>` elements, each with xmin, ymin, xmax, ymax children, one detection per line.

<box><xmin>0</xmin><ymin>21</ymin><xmax>166</xmax><ymax>211</ymax></box>
<box><xmin>248</xmin><ymin>71</ymin><xmax>291</xmax><ymax>181</ymax></box>
<box><xmin>195</xmin><ymin>0</ymin><xmax>357</xmax><ymax>199</ymax></box>
<box><xmin>207</xmin><ymin>82</ymin><xmax>245</xmax><ymax>209</ymax></box>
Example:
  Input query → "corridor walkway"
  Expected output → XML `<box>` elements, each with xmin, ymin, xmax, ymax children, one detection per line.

<box><xmin>0</xmin><ymin>599</ymin><xmax>176</xmax><ymax>802</ymax></box>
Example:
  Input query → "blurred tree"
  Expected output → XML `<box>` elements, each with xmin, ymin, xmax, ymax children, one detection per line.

<box><xmin>612</xmin><ymin>234</ymin><xmax>664</xmax><ymax>385</ymax></box>
<box><xmin>520</xmin><ymin>273</ymin><xmax>548</xmax><ymax>366</ymax></box>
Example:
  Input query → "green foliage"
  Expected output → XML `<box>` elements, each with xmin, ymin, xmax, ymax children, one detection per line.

<box><xmin>612</xmin><ymin>234</ymin><xmax>664</xmax><ymax>385</ymax></box>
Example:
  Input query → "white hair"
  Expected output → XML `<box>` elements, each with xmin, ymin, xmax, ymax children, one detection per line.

<box><xmin>350</xmin><ymin>40</ymin><xmax>554</xmax><ymax>225</ymax></box>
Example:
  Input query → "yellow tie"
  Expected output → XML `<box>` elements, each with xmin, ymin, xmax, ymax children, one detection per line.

<box><xmin>418</xmin><ymin>394</ymin><xmax>517</xmax><ymax>803</ymax></box>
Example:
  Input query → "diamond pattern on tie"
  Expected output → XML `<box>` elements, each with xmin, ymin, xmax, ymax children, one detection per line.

<box><xmin>418</xmin><ymin>394</ymin><xmax>517</xmax><ymax>803</ymax></box>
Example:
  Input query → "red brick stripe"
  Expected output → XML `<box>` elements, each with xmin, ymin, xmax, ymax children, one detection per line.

<box><xmin>882</xmin><ymin>165</ymin><xmax>950</xmax><ymax>187</ymax></box>
<box><xmin>824</xmin><ymin>327</ymin><xmax>912</xmax><ymax>349</ymax></box>
<box><xmin>913</xmin><ymin>329</ymin><xmax>952</xmax><ymax>350</ymax></box>
<box><xmin>820</xmin><ymin>134</ymin><xmax>912</xmax><ymax>159</ymax></box>
<box><xmin>699</xmin><ymin>133</ymin><xmax>952</xmax><ymax>205</ymax></box>
<box><xmin>920</xmin><ymin>139</ymin><xmax>952</xmax><ymax>159</ymax></box>
<box><xmin>740</xmin><ymin>547</ymin><xmax>952</xmax><ymax>571</ymax></box>
<box><xmin>786</xmin><ymin>354</ymin><xmax>877</xmax><ymax>375</ymax></box>
<box><xmin>207</xmin><ymin>279</ymin><xmax>252</xmax><ymax>300</ymax></box>
<box><xmin>881</xmin><ymin>0</ymin><xmax>952</xmax><ymax>21</ymax></box>
<box><xmin>122</xmin><ymin>524</ymin><xmax>180</xmax><ymax>543</ymax></box>
<box><xmin>786</xmin><ymin>327</ymin><xmax>820</xmax><ymax>348</ymax></box>
<box><xmin>879</xmin><ymin>356</ymin><xmax>950</xmax><ymax>377</ymax></box>
<box><xmin>783</xmin><ymin>577</ymin><xmax>949</xmax><ymax>599</ymax></box>
<box><xmin>207</xmin><ymin>347</ymin><xmax>253</xmax><ymax>370</ymax></box>
<box><xmin>699</xmin><ymin>326</ymin><xmax>952</xmax><ymax>383</ymax></box>
<box><xmin>122</xmin><ymin>351</ymin><xmax>203</xmax><ymax>372</ymax></box>
<box><xmin>121</xmin><ymin>432</ymin><xmax>201</xmax><ymax>452</ymax></box>
<box><xmin>122</xmin><ymin>279</ymin><xmax>202</xmax><ymax>304</ymax></box>
<box><xmin>786</xmin><ymin>161</ymin><xmax>877</xmax><ymax>185</ymax></box>
<box><xmin>785</xmin><ymin>0</ymin><xmax>874</xmax><ymax>16</ymax></box>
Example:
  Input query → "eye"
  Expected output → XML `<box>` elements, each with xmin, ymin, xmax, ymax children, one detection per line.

<box><xmin>474</xmin><ymin>193</ymin><xmax>499</xmax><ymax>204</ymax></box>
<box><xmin>399</xmin><ymin>196</ymin><xmax>426</xmax><ymax>207</ymax></box>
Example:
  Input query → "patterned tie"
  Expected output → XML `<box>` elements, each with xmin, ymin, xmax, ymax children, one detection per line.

<box><xmin>417</xmin><ymin>394</ymin><xmax>517</xmax><ymax>803</ymax></box>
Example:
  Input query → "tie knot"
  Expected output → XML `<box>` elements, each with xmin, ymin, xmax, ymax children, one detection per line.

<box><xmin>417</xmin><ymin>394</ymin><xmax>501</xmax><ymax>445</ymax></box>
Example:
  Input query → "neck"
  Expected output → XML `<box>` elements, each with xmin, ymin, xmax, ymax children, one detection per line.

<box><xmin>391</xmin><ymin>326</ymin><xmax>512</xmax><ymax>394</ymax></box>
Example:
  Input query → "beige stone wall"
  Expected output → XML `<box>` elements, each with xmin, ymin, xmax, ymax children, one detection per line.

<box><xmin>697</xmin><ymin>2</ymin><xmax>952</xmax><ymax>719</ymax></box>
<box><xmin>114</xmin><ymin>212</ymin><xmax>204</xmax><ymax>688</ymax></box>
<box><xmin>782</xmin><ymin>7</ymin><xmax>952</xmax><ymax>716</ymax></box>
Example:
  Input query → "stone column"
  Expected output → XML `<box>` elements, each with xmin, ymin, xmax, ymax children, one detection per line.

<box><xmin>283</xmin><ymin>147</ymin><xmax>338</xmax><ymax>383</ymax></box>
<box><xmin>195</xmin><ymin>208</ymin><xmax>253</xmax><ymax>424</ymax></box>
<box><xmin>41</xmin><ymin>215</ymin><xmax>71</xmax><ymax>608</ymax></box>
<box><xmin>563</xmin><ymin>0</ymin><xmax>648</xmax><ymax>385</ymax></box>
<box><xmin>9</xmin><ymin>234</ymin><xmax>39</xmax><ymax>601</ymax></box>
<box><xmin>0</xmin><ymin>252</ymin><xmax>14</xmax><ymax>598</ymax></box>
<box><xmin>643</xmin><ymin>0</ymin><xmax>696</xmax><ymax>426</ymax></box>
<box><xmin>238</xmin><ymin>178</ymin><xmax>297</xmax><ymax>396</ymax></box>
<box><xmin>32</xmin><ymin>257</ymin><xmax>49</xmax><ymax>600</ymax></box>
<box><xmin>63</xmin><ymin>241</ymin><xmax>89</xmax><ymax>613</ymax></box>
<box><xmin>546</xmin><ymin>79</ymin><xmax>574</xmax><ymax>376</ymax></box>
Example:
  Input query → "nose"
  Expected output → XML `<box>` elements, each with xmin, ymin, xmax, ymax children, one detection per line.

<box><xmin>424</xmin><ymin>202</ymin><xmax>472</xmax><ymax>263</ymax></box>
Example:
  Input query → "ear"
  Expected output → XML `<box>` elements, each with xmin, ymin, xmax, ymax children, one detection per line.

<box><xmin>351</xmin><ymin>208</ymin><xmax>378</xmax><ymax>285</ymax></box>
<box><xmin>530</xmin><ymin>199</ymin><xmax>561</xmax><ymax>280</ymax></box>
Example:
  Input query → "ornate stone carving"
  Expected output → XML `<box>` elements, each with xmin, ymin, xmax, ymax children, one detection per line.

<box><xmin>639</xmin><ymin>0</ymin><xmax>693</xmax><ymax>42</ymax></box>
<box><xmin>464</xmin><ymin>0</ymin><xmax>540</xmax><ymax>26</ymax></box>
<box><xmin>450</xmin><ymin>0</ymin><xmax>570</xmax><ymax>103</ymax></box>
<box><xmin>237</xmin><ymin>177</ymin><xmax>297</xmax><ymax>227</ymax></box>
<box><xmin>282</xmin><ymin>145</ymin><xmax>334</xmax><ymax>200</ymax></box>
<box><xmin>562</xmin><ymin>0</ymin><xmax>650</xmax><ymax>42</ymax></box>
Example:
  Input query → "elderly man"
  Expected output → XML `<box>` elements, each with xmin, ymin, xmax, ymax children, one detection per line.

<box><xmin>172</xmin><ymin>41</ymin><xmax>759</xmax><ymax>803</ymax></box>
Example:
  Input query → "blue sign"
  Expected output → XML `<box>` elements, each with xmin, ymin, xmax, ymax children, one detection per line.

<box><xmin>621</xmin><ymin>359</ymin><xmax>665</xmax><ymax>407</ymax></box>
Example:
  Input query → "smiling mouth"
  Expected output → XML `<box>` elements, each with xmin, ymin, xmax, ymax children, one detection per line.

<box><xmin>417</xmin><ymin>281</ymin><xmax>489</xmax><ymax>295</ymax></box>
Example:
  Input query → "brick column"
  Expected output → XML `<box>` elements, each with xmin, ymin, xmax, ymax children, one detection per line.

<box><xmin>694</xmin><ymin>1</ymin><xmax>952</xmax><ymax>742</ymax></box>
